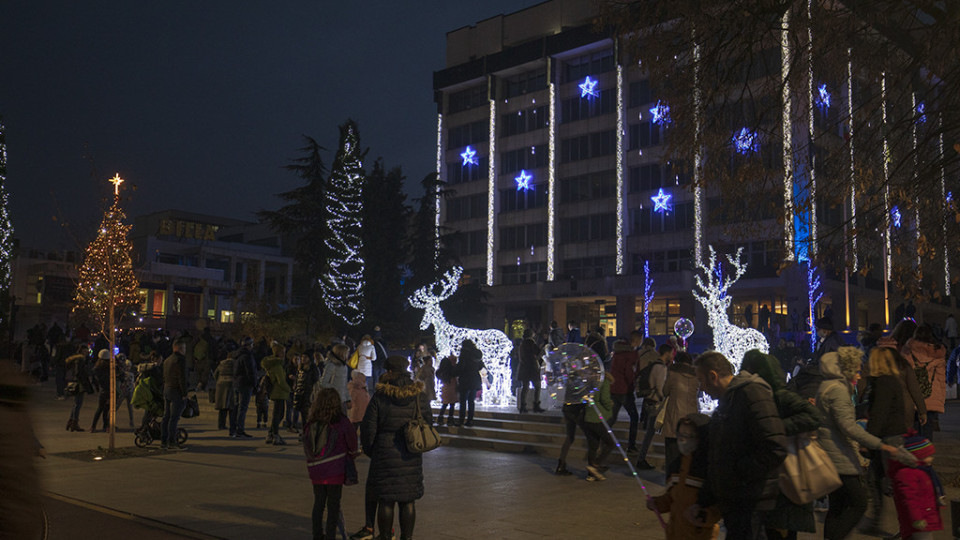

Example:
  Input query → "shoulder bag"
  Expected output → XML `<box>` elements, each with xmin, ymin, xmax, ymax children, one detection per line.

<box><xmin>778</xmin><ymin>433</ymin><xmax>842</xmax><ymax>505</ymax></box>
<box><xmin>403</xmin><ymin>394</ymin><xmax>441</xmax><ymax>453</ymax></box>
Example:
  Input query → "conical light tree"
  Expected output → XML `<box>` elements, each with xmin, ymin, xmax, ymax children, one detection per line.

<box><xmin>73</xmin><ymin>174</ymin><xmax>140</xmax><ymax>450</ymax></box>
<box><xmin>321</xmin><ymin>120</ymin><xmax>366</xmax><ymax>327</ymax></box>
<box><xmin>0</xmin><ymin>119</ymin><xmax>15</xmax><ymax>328</ymax></box>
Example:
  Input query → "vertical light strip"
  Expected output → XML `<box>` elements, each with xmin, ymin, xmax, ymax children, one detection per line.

<box><xmin>781</xmin><ymin>9</ymin><xmax>795</xmax><ymax>261</ymax></box>
<box><xmin>807</xmin><ymin>0</ymin><xmax>816</xmax><ymax>259</ymax></box>
<box><xmin>616</xmin><ymin>64</ymin><xmax>625</xmax><ymax>275</ymax></box>
<box><xmin>912</xmin><ymin>92</ymin><xmax>920</xmax><ymax>270</ymax></box>
<box><xmin>486</xmin><ymin>97</ymin><xmax>497</xmax><ymax>286</ymax></box>
<box><xmin>435</xmin><ymin>113</ymin><xmax>443</xmax><ymax>269</ymax></box>
<box><xmin>848</xmin><ymin>49</ymin><xmax>857</xmax><ymax>271</ymax></box>
<box><xmin>547</xmin><ymin>81</ymin><xmax>557</xmax><ymax>281</ymax></box>
<box><xmin>882</xmin><ymin>73</ymin><xmax>891</xmax><ymax>281</ymax></box>
<box><xmin>693</xmin><ymin>36</ymin><xmax>703</xmax><ymax>266</ymax></box>
<box><xmin>941</xmin><ymin>116</ymin><xmax>949</xmax><ymax>295</ymax></box>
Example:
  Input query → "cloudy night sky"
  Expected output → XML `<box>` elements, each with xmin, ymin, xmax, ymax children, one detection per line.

<box><xmin>0</xmin><ymin>1</ymin><xmax>545</xmax><ymax>250</ymax></box>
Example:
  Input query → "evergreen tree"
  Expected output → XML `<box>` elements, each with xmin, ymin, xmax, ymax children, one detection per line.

<box><xmin>73</xmin><ymin>174</ymin><xmax>140</xmax><ymax>450</ymax></box>
<box><xmin>0</xmin><ymin>118</ymin><xmax>15</xmax><ymax>329</ymax></box>
<box><xmin>322</xmin><ymin>120</ymin><xmax>367</xmax><ymax>327</ymax></box>
<box><xmin>362</xmin><ymin>159</ymin><xmax>410</xmax><ymax>333</ymax></box>
<box><xmin>407</xmin><ymin>172</ymin><xmax>457</xmax><ymax>293</ymax></box>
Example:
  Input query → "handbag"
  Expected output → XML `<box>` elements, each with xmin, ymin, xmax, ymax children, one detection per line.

<box><xmin>181</xmin><ymin>394</ymin><xmax>200</xmax><ymax>418</ymax></box>
<box><xmin>654</xmin><ymin>396</ymin><xmax>669</xmax><ymax>432</ymax></box>
<box><xmin>778</xmin><ymin>433</ymin><xmax>842</xmax><ymax>505</ymax></box>
<box><xmin>403</xmin><ymin>394</ymin><xmax>441</xmax><ymax>453</ymax></box>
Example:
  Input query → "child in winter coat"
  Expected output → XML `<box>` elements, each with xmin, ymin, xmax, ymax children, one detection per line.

<box><xmin>649</xmin><ymin>414</ymin><xmax>720</xmax><ymax>540</ymax></box>
<box><xmin>346</xmin><ymin>371</ymin><xmax>369</xmax><ymax>427</ymax></box>
<box><xmin>303</xmin><ymin>387</ymin><xmax>358</xmax><ymax>540</ymax></box>
<box><xmin>890</xmin><ymin>432</ymin><xmax>945</xmax><ymax>540</ymax></box>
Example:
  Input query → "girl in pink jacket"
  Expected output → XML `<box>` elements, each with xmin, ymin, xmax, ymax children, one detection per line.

<box><xmin>890</xmin><ymin>432</ymin><xmax>944</xmax><ymax>540</ymax></box>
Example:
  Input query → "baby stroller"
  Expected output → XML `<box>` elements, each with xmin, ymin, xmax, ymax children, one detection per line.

<box><xmin>132</xmin><ymin>367</ymin><xmax>187</xmax><ymax>448</ymax></box>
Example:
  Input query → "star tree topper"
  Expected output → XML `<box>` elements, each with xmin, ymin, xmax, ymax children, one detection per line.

<box><xmin>109</xmin><ymin>173</ymin><xmax>124</xmax><ymax>196</ymax></box>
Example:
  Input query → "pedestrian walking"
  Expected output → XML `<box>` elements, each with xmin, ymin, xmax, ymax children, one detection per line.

<box><xmin>660</xmin><ymin>351</ymin><xmax>700</xmax><ymax>473</ymax></box>
<box><xmin>635</xmin><ymin>344</ymin><xmax>669</xmax><ymax>470</ymax></box>
<box><xmin>582</xmin><ymin>373</ymin><xmax>615</xmax><ymax>481</ymax></box>
<box><xmin>263</xmin><ymin>343</ymin><xmax>292</xmax><ymax>446</ymax></box>
<box><xmin>160</xmin><ymin>338</ymin><xmax>189</xmax><ymax>450</ymax></box>
<box><xmin>233</xmin><ymin>337</ymin><xmax>258</xmax><ymax>439</ymax></box>
<box><xmin>516</xmin><ymin>329</ymin><xmax>544</xmax><ymax>413</ymax></box>
<box><xmin>304</xmin><ymin>387</ymin><xmax>359</xmax><ymax>540</ymax></box>
<box><xmin>889</xmin><ymin>433</ymin><xmax>944</xmax><ymax>540</ymax></box>
<box><xmin>89</xmin><ymin>350</ymin><xmax>111</xmax><ymax>432</ymax></box>
<box><xmin>902</xmin><ymin>324</ymin><xmax>947</xmax><ymax>441</ymax></box>
<box><xmin>608</xmin><ymin>340</ymin><xmax>640</xmax><ymax>452</ymax></box>
<box><xmin>214</xmin><ymin>347</ymin><xmax>237</xmax><ymax>436</ymax></box>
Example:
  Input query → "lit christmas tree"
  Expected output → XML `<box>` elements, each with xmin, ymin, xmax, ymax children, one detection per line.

<box><xmin>0</xmin><ymin>119</ymin><xmax>15</xmax><ymax>327</ymax></box>
<box><xmin>321</xmin><ymin>120</ymin><xmax>366</xmax><ymax>326</ymax></box>
<box><xmin>73</xmin><ymin>174</ymin><xmax>140</xmax><ymax>449</ymax></box>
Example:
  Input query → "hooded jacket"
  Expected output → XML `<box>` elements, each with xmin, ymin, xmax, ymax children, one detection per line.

<box><xmin>888</xmin><ymin>458</ymin><xmax>944</xmax><ymax>538</ymax></box>
<box><xmin>609</xmin><ymin>349</ymin><xmax>640</xmax><ymax>394</ymax></box>
<box><xmin>901</xmin><ymin>338</ymin><xmax>947</xmax><ymax>414</ymax></box>
<box><xmin>698</xmin><ymin>371</ymin><xmax>787</xmax><ymax>511</ymax></box>
<box><xmin>816</xmin><ymin>352</ymin><xmax>883</xmax><ymax>475</ymax></box>
<box><xmin>654</xmin><ymin>414</ymin><xmax>720</xmax><ymax>540</ymax></box>
<box><xmin>319</xmin><ymin>351</ymin><xmax>349</xmax><ymax>403</ymax></box>
<box><xmin>261</xmin><ymin>354</ymin><xmax>291</xmax><ymax>401</ymax></box>
<box><xmin>360</xmin><ymin>371</ymin><xmax>431</xmax><ymax>503</ymax></box>
<box><xmin>742</xmin><ymin>350</ymin><xmax>820</xmax><ymax>437</ymax></box>
<box><xmin>661</xmin><ymin>362</ymin><xmax>700</xmax><ymax>439</ymax></box>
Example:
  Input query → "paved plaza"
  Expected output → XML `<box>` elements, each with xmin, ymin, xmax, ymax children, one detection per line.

<box><xmin>28</xmin><ymin>382</ymin><xmax>959</xmax><ymax>539</ymax></box>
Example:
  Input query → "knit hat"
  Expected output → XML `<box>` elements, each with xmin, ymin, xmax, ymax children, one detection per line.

<box><xmin>385</xmin><ymin>355</ymin><xmax>409</xmax><ymax>373</ymax></box>
<box><xmin>903</xmin><ymin>432</ymin><xmax>936</xmax><ymax>460</ymax></box>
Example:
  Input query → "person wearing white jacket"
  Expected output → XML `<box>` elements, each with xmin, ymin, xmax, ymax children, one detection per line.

<box><xmin>357</xmin><ymin>335</ymin><xmax>376</xmax><ymax>394</ymax></box>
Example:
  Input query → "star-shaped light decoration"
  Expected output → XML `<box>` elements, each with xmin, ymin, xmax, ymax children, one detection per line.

<box><xmin>891</xmin><ymin>206</ymin><xmax>902</xmax><ymax>228</ymax></box>
<box><xmin>651</xmin><ymin>188</ymin><xmax>672</xmax><ymax>213</ymax></box>
<box><xmin>816</xmin><ymin>83</ymin><xmax>831</xmax><ymax>111</ymax></box>
<box><xmin>649</xmin><ymin>100</ymin><xmax>671</xmax><ymax>126</ymax></box>
<box><xmin>916</xmin><ymin>101</ymin><xmax>927</xmax><ymax>124</ymax></box>
<box><xmin>732</xmin><ymin>127</ymin><xmax>760</xmax><ymax>154</ymax></box>
<box><xmin>515</xmin><ymin>170</ymin><xmax>533</xmax><ymax>191</ymax></box>
<box><xmin>108</xmin><ymin>173</ymin><xmax>125</xmax><ymax>196</ymax></box>
<box><xmin>579</xmin><ymin>76</ymin><xmax>599</xmax><ymax>99</ymax></box>
<box><xmin>460</xmin><ymin>146</ymin><xmax>478</xmax><ymax>166</ymax></box>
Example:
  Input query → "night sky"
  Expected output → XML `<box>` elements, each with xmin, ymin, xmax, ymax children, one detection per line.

<box><xmin>0</xmin><ymin>1</ymin><xmax>544</xmax><ymax>250</ymax></box>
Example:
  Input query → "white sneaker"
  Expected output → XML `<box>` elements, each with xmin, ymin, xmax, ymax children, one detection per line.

<box><xmin>585</xmin><ymin>465</ymin><xmax>606</xmax><ymax>481</ymax></box>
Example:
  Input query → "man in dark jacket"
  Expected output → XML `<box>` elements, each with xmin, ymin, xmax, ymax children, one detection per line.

<box><xmin>161</xmin><ymin>338</ymin><xmax>189</xmax><ymax>450</ymax></box>
<box><xmin>516</xmin><ymin>329</ymin><xmax>544</xmax><ymax>413</ymax></box>
<box><xmin>232</xmin><ymin>337</ymin><xmax>257</xmax><ymax>439</ymax></box>
<box><xmin>689</xmin><ymin>351</ymin><xmax>787</xmax><ymax>538</ymax></box>
<box><xmin>814</xmin><ymin>317</ymin><xmax>844</xmax><ymax>364</ymax></box>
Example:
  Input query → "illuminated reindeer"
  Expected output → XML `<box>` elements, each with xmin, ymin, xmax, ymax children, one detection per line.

<box><xmin>408</xmin><ymin>267</ymin><xmax>514</xmax><ymax>406</ymax></box>
<box><xmin>693</xmin><ymin>246</ymin><xmax>769</xmax><ymax>374</ymax></box>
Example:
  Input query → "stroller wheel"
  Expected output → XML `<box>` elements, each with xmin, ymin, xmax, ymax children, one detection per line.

<box><xmin>177</xmin><ymin>428</ymin><xmax>188</xmax><ymax>445</ymax></box>
<box><xmin>134</xmin><ymin>434</ymin><xmax>150</xmax><ymax>448</ymax></box>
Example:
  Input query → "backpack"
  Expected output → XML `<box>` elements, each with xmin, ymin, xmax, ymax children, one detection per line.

<box><xmin>912</xmin><ymin>354</ymin><xmax>934</xmax><ymax>399</ymax></box>
<box><xmin>635</xmin><ymin>359</ymin><xmax>663</xmax><ymax>398</ymax></box>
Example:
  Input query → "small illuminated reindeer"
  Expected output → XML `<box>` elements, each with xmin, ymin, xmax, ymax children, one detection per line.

<box><xmin>693</xmin><ymin>246</ymin><xmax>769</xmax><ymax>374</ymax></box>
<box><xmin>408</xmin><ymin>267</ymin><xmax>514</xmax><ymax>406</ymax></box>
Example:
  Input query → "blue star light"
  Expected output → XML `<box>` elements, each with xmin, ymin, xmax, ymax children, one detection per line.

<box><xmin>948</xmin><ymin>192</ymin><xmax>953</xmax><ymax>203</ymax></box>
<box><xmin>916</xmin><ymin>102</ymin><xmax>927</xmax><ymax>124</ymax></box>
<box><xmin>579</xmin><ymin>76</ymin><xmax>599</xmax><ymax>99</ymax></box>
<box><xmin>651</xmin><ymin>188</ymin><xmax>672</xmax><ymax>212</ymax></box>
<box><xmin>460</xmin><ymin>146</ymin><xmax>478</xmax><ymax>166</ymax></box>
<box><xmin>649</xmin><ymin>100</ymin><xmax>671</xmax><ymax>126</ymax></box>
<box><xmin>891</xmin><ymin>206</ymin><xmax>902</xmax><ymax>228</ymax></box>
<box><xmin>732</xmin><ymin>127</ymin><xmax>760</xmax><ymax>154</ymax></box>
<box><xmin>816</xmin><ymin>83</ymin><xmax>831</xmax><ymax>111</ymax></box>
<box><xmin>515</xmin><ymin>170</ymin><xmax>533</xmax><ymax>191</ymax></box>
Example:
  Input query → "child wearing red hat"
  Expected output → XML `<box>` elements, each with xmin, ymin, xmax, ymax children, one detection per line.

<box><xmin>889</xmin><ymin>432</ymin><xmax>945</xmax><ymax>539</ymax></box>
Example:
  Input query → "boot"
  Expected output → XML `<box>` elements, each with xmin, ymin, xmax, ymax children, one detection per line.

<box><xmin>66</xmin><ymin>419</ymin><xmax>73</xmax><ymax>431</ymax></box>
<box><xmin>273</xmin><ymin>434</ymin><xmax>286</xmax><ymax>446</ymax></box>
<box><xmin>555</xmin><ymin>460</ymin><xmax>572</xmax><ymax>476</ymax></box>
<box><xmin>72</xmin><ymin>420</ymin><xmax>85</xmax><ymax>432</ymax></box>
<box><xmin>265</xmin><ymin>433</ymin><xmax>275</xmax><ymax>445</ymax></box>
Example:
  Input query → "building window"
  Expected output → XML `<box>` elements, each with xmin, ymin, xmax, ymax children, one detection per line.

<box><xmin>448</xmin><ymin>85</ymin><xmax>487</xmax><ymax>114</ymax></box>
<box><xmin>562</xmin><ymin>256</ymin><xmax>615</xmax><ymax>280</ymax></box>
<box><xmin>559</xmin><ymin>130</ymin><xmax>616</xmax><ymax>163</ymax></box>
<box><xmin>561</xmin><ymin>49</ymin><xmax>615</xmax><ymax>83</ymax></box>
<box><xmin>139</xmin><ymin>288</ymin><xmax>166</xmax><ymax>316</ymax></box>
<box><xmin>560</xmin><ymin>88</ymin><xmax>615</xmax><ymax>123</ymax></box>
<box><xmin>502</xmin><ymin>68</ymin><xmax>547</xmax><ymax>98</ymax></box>
<box><xmin>632</xmin><ymin>250</ymin><xmax>693</xmax><ymax>274</ymax></box>
<box><xmin>500</xmin><ymin>145</ymin><xmax>548</xmax><ymax>175</ymax></box>
<box><xmin>500</xmin><ymin>184</ymin><xmax>548</xmax><ymax>212</ymax></box>
<box><xmin>173</xmin><ymin>291</ymin><xmax>201</xmax><ymax>317</ymax></box>
<box><xmin>560</xmin><ymin>214</ymin><xmax>616</xmax><ymax>243</ymax></box>
<box><xmin>559</xmin><ymin>170</ymin><xmax>616</xmax><ymax>203</ymax></box>
<box><xmin>628</xmin><ymin>164</ymin><xmax>662</xmax><ymax>193</ymax></box>
<box><xmin>629</xmin><ymin>202</ymin><xmax>695</xmax><ymax>235</ymax></box>
<box><xmin>452</xmin><ymin>230</ymin><xmax>486</xmax><ymax>257</ymax></box>
<box><xmin>500</xmin><ymin>223</ymin><xmax>547</xmax><ymax>251</ymax></box>
<box><xmin>447</xmin><ymin>120</ymin><xmax>487</xmax><ymax>149</ymax></box>
<box><xmin>628</xmin><ymin>122</ymin><xmax>662</xmax><ymax>150</ymax></box>
<box><xmin>501</xmin><ymin>261</ymin><xmax>548</xmax><ymax>285</ymax></box>
<box><xmin>220</xmin><ymin>310</ymin><xmax>235</xmax><ymax>324</ymax></box>
<box><xmin>446</xmin><ymin>194</ymin><xmax>487</xmax><ymax>222</ymax></box>
<box><xmin>628</xmin><ymin>79</ymin><xmax>652</xmax><ymax>108</ymax></box>
<box><xmin>446</xmin><ymin>156</ymin><xmax>488</xmax><ymax>184</ymax></box>
<box><xmin>501</xmin><ymin>105</ymin><xmax>548</xmax><ymax>137</ymax></box>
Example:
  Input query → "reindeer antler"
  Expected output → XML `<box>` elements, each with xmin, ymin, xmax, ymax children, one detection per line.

<box><xmin>408</xmin><ymin>266</ymin><xmax>463</xmax><ymax>308</ymax></box>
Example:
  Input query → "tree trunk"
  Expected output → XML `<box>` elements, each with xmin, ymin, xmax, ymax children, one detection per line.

<box><xmin>108</xmin><ymin>301</ymin><xmax>116</xmax><ymax>451</ymax></box>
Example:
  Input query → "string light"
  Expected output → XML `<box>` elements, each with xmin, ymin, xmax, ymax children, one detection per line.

<box><xmin>782</xmin><ymin>9</ymin><xmax>795</xmax><ymax>262</ymax></box>
<box><xmin>320</xmin><ymin>121</ymin><xmax>365</xmax><ymax>326</ymax></box>
<box><xmin>547</xmin><ymin>81</ymin><xmax>556</xmax><ymax>281</ymax></box>
<box><xmin>693</xmin><ymin>36</ymin><xmax>703</xmax><ymax>266</ymax></box>
<box><xmin>693</xmin><ymin>246</ymin><xmax>770</xmax><ymax>374</ymax></box>
<box><xmin>732</xmin><ymin>127</ymin><xmax>760</xmax><ymax>154</ymax></box>
<box><xmin>807</xmin><ymin>0</ymin><xmax>817</xmax><ymax>260</ymax></box>
<box><xmin>941</xmin><ymin>116</ymin><xmax>950</xmax><ymax>296</ymax></box>
<box><xmin>916</xmin><ymin>101</ymin><xmax>926</xmax><ymax>124</ymax></box>
<box><xmin>514</xmin><ymin>170</ymin><xmax>533</xmax><ymax>191</ymax></box>
<box><xmin>487</xmin><ymin>97</ymin><xmax>496</xmax><ymax>286</ymax></box>
<box><xmin>847</xmin><ymin>49</ymin><xmax>857</xmax><ymax>271</ymax></box>
<box><xmin>408</xmin><ymin>266</ymin><xmax>514</xmax><ymax>406</ymax></box>
<box><xmin>616</xmin><ymin>64</ymin><xmax>625</xmax><ymax>275</ymax></box>
<box><xmin>649</xmin><ymin>100</ymin><xmax>671</xmax><ymax>126</ymax></box>
<box><xmin>579</xmin><ymin>76</ymin><xmax>599</xmax><ymax>99</ymax></box>
<box><xmin>0</xmin><ymin>121</ymin><xmax>14</xmax><ymax>311</ymax></box>
<box><xmin>651</xmin><ymin>188</ymin><xmax>672</xmax><ymax>213</ymax></box>
<box><xmin>882</xmin><ymin>73</ymin><xmax>891</xmax><ymax>281</ymax></box>
<box><xmin>807</xmin><ymin>264</ymin><xmax>823</xmax><ymax>353</ymax></box>
<box><xmin>816</xmin><ymin>83</ymin><xmax>831</xmax><ymax>111</ymax></box>
<box><xmin>435</xmin><ymin>113</ymin><xmax>443</xmax><ymax>269</ymax></box>
<box><xmin>891</xmin><ymin>206</ymin><xmax>901</xmax><ymax>228</ymax></box>
<box><xmin>643</xmin><ymin>260</ymin><xmax>654</xmax><ymax>337</ymax></box>
<box><xmin>460</xmin><ymin>146</ymin><xmax>478</xmax><ymax>167</ymax></box>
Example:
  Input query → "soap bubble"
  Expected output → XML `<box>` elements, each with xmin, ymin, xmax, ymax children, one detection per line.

<box><xmin>674</xmin><ymin>317</ymin><xmax>695</xmax><ymax>340</ymax></box>
<box><xmin>545</xmin><ymin>343</ymin><xmax>604</xmax><ymax>405</ymax></box>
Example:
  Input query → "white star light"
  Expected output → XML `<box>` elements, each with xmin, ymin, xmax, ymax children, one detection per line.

<box><xmin>579</xmin><ymin>76</ymin><xmax>599</xmax><ymax>98</ymax></box>
<box><xmin>460</xmin><ymin>146</ymin><xmax>478</xmax><ymax>166</ymax></box>
<box><xmin>515</xmin><ymin>169</ymin><xmax>533</xmax><ymax>191</ymax></box>
<box><xmin>651</xmin><ymin>188</ymin><xmax>672</xmax><ymax>212</ymax></box>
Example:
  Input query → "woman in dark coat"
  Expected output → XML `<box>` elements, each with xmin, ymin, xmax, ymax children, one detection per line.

<box><xmin>64</xmin><ymin>344</ymin><xmax>94</xmax><ymax>432</ymax></box>
<box><xmin>741</xmin><ymin>349</ymin><xmax>821</xmax><ymax>540</ymax></box>
<box><xmin>456</xmin><ymin>340</ymin><xmax>484</xmax><ymax>427</ymax></box>
<box><xmin>213</xmin><ymin>349</ymin><xmax>237</xmax><ymax>435</ymax></box>
<box><xmin>361</xmin><ymin>356</ymin><xmax>431</xmax><ymax>540</ymax></box>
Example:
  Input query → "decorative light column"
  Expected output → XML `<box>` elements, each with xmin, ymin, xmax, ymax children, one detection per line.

<box><xmin>781</xmin><ymin>9</ymin><xmax>795</xmax><ymax>261</ymax></box>
<box><xmin>547</xmin><ymin>81</ymin><xmax>557</xmax><ymax>281</ymax></box>
<box><xmin>847</xmin><ymin>49</ymin><xmax>858</xmax><ymax>271</ymax></box>
<box><xmin>693</xmin><ymin>35</ymin><xmax>704</xmax><ymax>266</ymax></box>
<box><xmin>882</xmin><ymin>72</ymin><xmax>891</xmax><ymax>326</ymax></box>
<box><xmin>435</xmin><ymin>113</ymin><xmax>443</xmax><ymax>269</ymax></box>
<box><xmin>616</xmin><ymin>64</ymin><xmax>625</xmax><ymax>275</ymax></box>
<box><xmin>941</xmin><ymin>115</ymin><xmax>950</xmax><ymax>296</ymax></box>
<box><xmin>486</xmin><ymin>94</ymin><xmax>497</xmax><ymax>286</ymax></box>
<box><xmin>806</xmin><ymin>0</ymin><xmax>817</xmax><ymax>259</ymax></box>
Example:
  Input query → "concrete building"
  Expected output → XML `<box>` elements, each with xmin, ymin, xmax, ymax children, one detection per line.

<box><xmin>432</xmin><ymin>0</ymin><xmax>954</xmax><ymax>344</ymax></box>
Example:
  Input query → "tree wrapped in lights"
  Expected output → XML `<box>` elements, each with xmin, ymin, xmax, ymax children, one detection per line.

<box><xmin>0</xmin><ymin>119</ymin><xmax>15</xmax><ymax>328</ymax></box>
<box><xmin>321</xmin><ymin>120</ymin><xmax>366</xmax><ymax>327</ymax></box>
<box><xmin>643</xmin><ymin>260</ymin><xmax>654</xmax><ymax>337</ymax></box>
<box><xmin>807</xmin><ymin>264</ymin><xmax>824</xmax><ymax>353</ymax></box>
<box><xmin>73</xmin><ymin>174</ymin><xmax>140</xmax><ymax>450</ymax></box>
<box><xmin>408</xmin><ymin>267</ymin><xmax>513</xmax><ymax>406</ymax></box>
<box><xmin>693</xmin><ymin>246</ymin><xmax>769</xmax><ymax>373</ymax></box>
